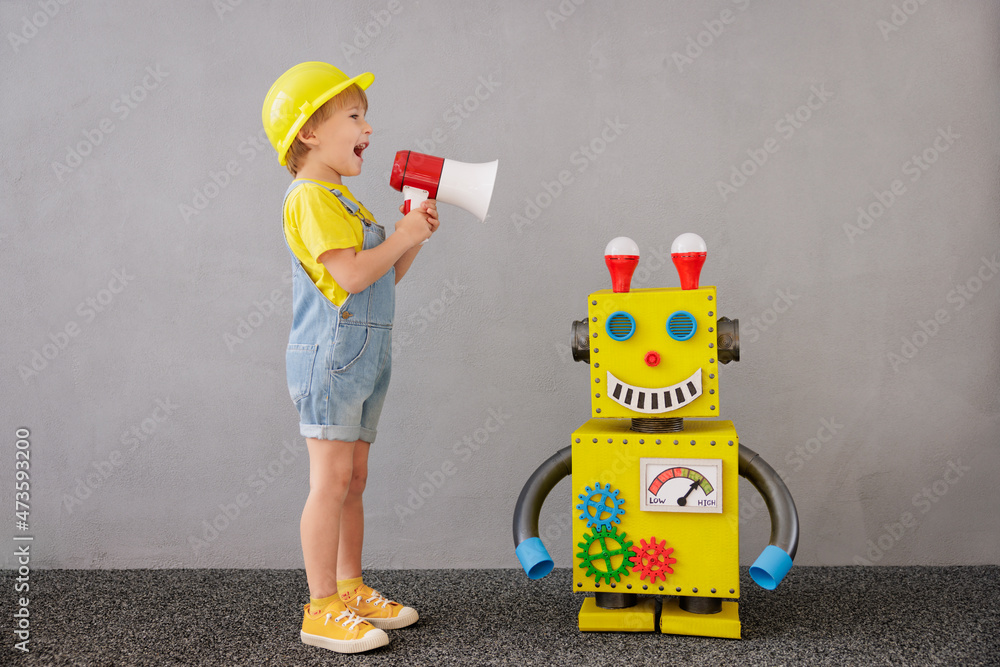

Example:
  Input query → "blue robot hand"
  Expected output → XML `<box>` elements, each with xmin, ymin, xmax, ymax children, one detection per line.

<box><xmin>516</xmin><ymin>537</ymin><xmax>554</xmax><ymax>580</ymax></box>
<box><xmin>749</xmin><ymin>545</ymin><xmax>794</xmax><ymax>590</ymax></box>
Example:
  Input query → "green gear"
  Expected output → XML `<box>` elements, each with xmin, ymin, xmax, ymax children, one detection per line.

<box><xmin>576</xmin><ymin>526</ymin><xmax>636</xmax><ymax>584</ymax></box>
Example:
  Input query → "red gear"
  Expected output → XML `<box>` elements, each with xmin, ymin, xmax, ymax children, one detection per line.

<box><xmin>628</xmin><ymin>536</ymin><xmax>677</xmax><ymax>583</ymax></box>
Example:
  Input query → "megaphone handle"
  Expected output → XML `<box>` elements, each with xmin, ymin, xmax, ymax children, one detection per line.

<box><xmin>402</xmin><ymin>186</ymin><xmax>429</xmax><ymax>215</ymax></box>
<box><xmin>402</xmin><ymin>186</ymin><xmax>432</xmax><ymax>244</ymax></box>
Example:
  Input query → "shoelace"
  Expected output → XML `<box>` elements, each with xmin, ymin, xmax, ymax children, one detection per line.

<box><xmin>352</xmin><ymin>590</ymin><xmax>391</xmax><ymax>609</ymax></box>
<box><xmin>324</xmin><ymin>609</ymin><xmax>366</xmax><ymax>630</ymax></box>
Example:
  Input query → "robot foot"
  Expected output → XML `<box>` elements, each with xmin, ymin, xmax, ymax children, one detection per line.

<box><xmin>578</xmin><ymin>596</ymin><xmax>657</xmax><ymax>632</ymax></box>
<box><xmin>659</xmin><ymin>597</ymin><xmax>741</xmax><ymax>639</ymax></box>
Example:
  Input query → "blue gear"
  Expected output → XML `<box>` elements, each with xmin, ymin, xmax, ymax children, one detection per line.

<box><xmin>576</xmin><ymin>482</ymin><xmax>625</xmax><ymax>530</ymax></box>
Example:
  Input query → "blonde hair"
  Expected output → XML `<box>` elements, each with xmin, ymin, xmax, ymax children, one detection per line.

<box><xmin>285</xmin><ymin>84</ymin><xmax>369</xmax><ymax>176</ymax></box>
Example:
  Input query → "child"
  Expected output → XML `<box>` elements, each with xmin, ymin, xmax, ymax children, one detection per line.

<box><xmin>262</xmin><ymin>62</ymin><xmax>439</xmax><ymax>654</ymax></box>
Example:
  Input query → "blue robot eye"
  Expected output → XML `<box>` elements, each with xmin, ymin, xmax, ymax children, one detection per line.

<box><xmin>605</xmin><ymin>311</ymin><xmax>635</xmax><ymax>341</ymax></box>
<box><xmin>666</xmin><ymin>311</ymin><xmax>697</xmax><ymax>341</ymax></box>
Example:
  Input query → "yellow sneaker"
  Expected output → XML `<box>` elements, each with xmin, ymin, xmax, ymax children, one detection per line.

<box><xmin>300</xmin><ymin>602</ymin><xmax>389</xmax><ymax>654</ymax></box>
<box><xmin>342</xmin><ymin>584</ymin><xmax>419</xmax><ymax>629</ymax></box>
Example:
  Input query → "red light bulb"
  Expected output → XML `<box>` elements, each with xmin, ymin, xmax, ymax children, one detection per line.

<box><xmin>671</xmin><ymin>233</ymin><xmax>707</xmax><ymax>290</ymax></box>
<box><xmin>604</xmin><ymin>237</ymin><xmax>640</xmax><ymax>293</ymax></box>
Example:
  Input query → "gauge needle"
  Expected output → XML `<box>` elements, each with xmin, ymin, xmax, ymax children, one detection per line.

<box><xmin>677</xmin><ymin>479</ymin><xmax>700</xmax><ymax>506</ymax></box>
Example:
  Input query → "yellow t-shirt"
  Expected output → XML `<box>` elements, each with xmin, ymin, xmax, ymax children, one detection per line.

<box><xmin>283</xmin><ymin>180</ymin><xmax>377</xmax><ymax>307</ymax></box>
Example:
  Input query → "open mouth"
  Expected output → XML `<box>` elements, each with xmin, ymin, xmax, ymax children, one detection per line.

<box><xmin>354</xmin><ymin>143</ymin><xmax>367</xmax><ymax>159</ymax></box>
<box><xmin>605</xmin><ymin>369</ymin><xmax>703</xmax><ymax>413</ymax></box>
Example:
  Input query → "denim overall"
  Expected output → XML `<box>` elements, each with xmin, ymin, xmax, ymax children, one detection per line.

<box><xmin>281</xmin><ymin>180</ymin><xmax>395</xmax><ymax>443</ymax></box>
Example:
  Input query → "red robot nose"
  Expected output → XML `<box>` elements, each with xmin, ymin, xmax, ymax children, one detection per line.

<box><xmin>645</xmin><ymin>351</ymin><xmax>661</xmax><ymax>367</ymax></box>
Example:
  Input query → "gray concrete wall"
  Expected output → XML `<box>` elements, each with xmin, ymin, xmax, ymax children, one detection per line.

<box><xmin>2</xmin><ymin>0</ymin><xmax>998</xmax><ymax>570</ymax></box>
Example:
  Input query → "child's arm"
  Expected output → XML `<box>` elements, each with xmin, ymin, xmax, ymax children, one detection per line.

<box><xmin>319</xmin><ymin>203</ymin><xmax>437</xmax><ymax>294</ymax></box>
<box><xmin>392</xmin><ymin>201</ymin><xmax>438</xmax><ymax>284</ymax></box>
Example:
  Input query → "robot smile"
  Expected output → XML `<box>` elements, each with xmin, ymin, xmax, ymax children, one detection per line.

<box><xmin>605</xmin><ymin>369</ymin><xmax>703</xmax><ymax>414</ymax></box>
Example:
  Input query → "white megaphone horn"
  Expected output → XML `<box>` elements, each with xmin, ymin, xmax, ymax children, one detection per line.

<box><xmin>390</xmin><ymin>150</ymin><xmax>498</xmax><ymax>223</ymax></box>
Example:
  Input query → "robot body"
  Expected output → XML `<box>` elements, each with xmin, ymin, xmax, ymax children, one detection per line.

<box><xmin>513</xmin><ymin>234</ymin><xmax>798</xmax><ymax>638</ymax></box>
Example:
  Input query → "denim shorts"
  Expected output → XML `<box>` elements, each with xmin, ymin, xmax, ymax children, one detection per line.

<box><xmin>287</xmin><ymin>322</ymin><xmax>392</xmax><ymax>443</ymax></box>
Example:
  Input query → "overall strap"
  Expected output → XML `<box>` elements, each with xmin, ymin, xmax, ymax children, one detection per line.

<box><xmin>284</xmin><ymin>179</ymin><xmax>368</xmax><ymax>221</ymax></box>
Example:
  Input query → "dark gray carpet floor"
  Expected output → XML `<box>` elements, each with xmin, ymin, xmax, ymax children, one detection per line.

<box><xmin>2</xmin><ymin>566</ymin><xmax>998</xmax><ymax>666</ymax></box>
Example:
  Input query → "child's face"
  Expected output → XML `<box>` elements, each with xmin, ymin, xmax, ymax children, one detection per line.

<box><xmin>304</xmin><ymin>104</ymin><xmax>372</xmax><ymax>181</ymax></box>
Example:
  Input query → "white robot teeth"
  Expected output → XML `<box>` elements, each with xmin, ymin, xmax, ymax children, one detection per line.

<box><xmin>605</xmin><ymin>369</ymin><xmax>703</xmax><ymax>414</ymax></box>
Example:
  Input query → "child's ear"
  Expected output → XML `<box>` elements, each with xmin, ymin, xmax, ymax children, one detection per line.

<box><xmin>298</xmin><ymin>127</ymin><xmax>317</xmax><ymax>146</ymax></box>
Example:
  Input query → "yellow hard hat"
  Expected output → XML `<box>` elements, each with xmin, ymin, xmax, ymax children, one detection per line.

<box><xmin>262</xmin><ymin>62</ymin><xmax>374</xmax><ymax>165</ymax></box>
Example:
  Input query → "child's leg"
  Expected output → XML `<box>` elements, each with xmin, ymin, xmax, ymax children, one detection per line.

<box><xmin>301</xmin><ymin>437</ymin><xmax>356</xmax><ymax>599</ymax></box>
<box><xmin>337</xmin><ymin>439</ymin><xmax>369</xmax><ymax>581</ymax></box>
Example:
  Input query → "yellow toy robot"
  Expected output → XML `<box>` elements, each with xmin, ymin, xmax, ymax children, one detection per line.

<box><xmin>513</xmin><ymin>234</ymin><xmax>798</xmax><ymax>638</ymax></box>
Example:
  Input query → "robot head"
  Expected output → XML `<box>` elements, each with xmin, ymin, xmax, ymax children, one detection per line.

<box><xmin>586</xmin><ymin>234</ymin><xmax>736</xmax><ymax>419</ymax></box>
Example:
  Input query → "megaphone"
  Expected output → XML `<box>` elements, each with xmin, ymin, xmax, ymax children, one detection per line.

<box><xmin>390</xmin><ymin>150</ymin><xmax>498</xmax><ymax>222</ymax></box>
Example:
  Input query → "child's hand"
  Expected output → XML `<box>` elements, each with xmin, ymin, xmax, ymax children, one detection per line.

<box><xmin>396</xmin><ymin>200</ymin><xmax>440</xmax><ymax>247</ymax></box>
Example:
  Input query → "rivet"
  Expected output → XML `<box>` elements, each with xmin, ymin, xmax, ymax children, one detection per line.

<box><xmin>608</xmin><ymin>439</ymin><xmax>613</xmax><ymax>444</ymax></box>
<box><xmin>690</xmin><ymin>440</ymin><xmax>696</xmax><ymax>445</ymax></box>
<box><xmin>693</xmin><ymin>587</ymin><xmax>699</xmax><ymax>593</ymax></box>
<box><xmin>623</xmin><ymin>439</ymin><xmax>628</xmax><ymax>444</ymax></box>
<box><xmin>576</xmin><ymin>438</ymin><xmax>581</xmax><ymax>443</ymax></box>
<box><xmin>592</xmin><ymin>300</ymin><xmax>597</xmax><ymax>305</ymax></box>
<box><xmin>710</xmin><ymin>440</ymin><xmax>716</xmax><ymax>446</ymax></box>
<box><xmin>707</xmin><ymin>295</ymin><xmax>713</xmax><ymax>301</ymax></box>
<box><xmin>709</xmin><ymin>389</ymin><xmax>715</xmax><ymax>394</ymax></box>
<box><xmin>711</xmin><ymin>588</ymin><xmax>717</xmax><ymax>594</ymax></box>
<box><xmin>593</xmin><ymin>332</ymin><xmax>598</xmax><ymax>338</ymax></box>
<box><xmin>710</xmin><ymin>405</ymin><xmax>716</xmax><ymax>410</ymax></box>
<box><xmin>709</xmin><ymin>343</ymin><xmax>715</xmax><ymax>348</ymax></box>
<box><xmin>593</xmin><ymin>438</ymin><xmax>598</xmax><ymax>443</ymax></box>
<box><xmin>596</xmin><ymin>408</ymin><xmax>601</xmax><ymax>413</ymax></box>
<box><xmin>709</xmin><ymin>374</ymin><xmax>715</xmax><ymax>379</ymax></box>
<box><xmin>655</xmin><ymin>439</ymin><xmax>662</xmax><ymax>444</ymax></box>
<box><xmin>708</xmin><ymin>311</ymin><xmax>714</xmax><ymax>316</ymax></box>
<box><xmin>595</xmin><ymin>378</ymin><xmax>601</xmax><ymax>383</ymax></box>
<box><xmin>592</xmin><ymin>317</ymin><xmax>597</xmax><ymax>322</ymax></box>
<box><xmin>708</xmin><ymin>327</ymin><xmax>714</xmax><ymax>332</ymax></box>
<box><xmin>673</xmin><ymin>439</ymin><xmax>679</xmax><ymax>445</ymax></box>
<box><xmin>728</xmin><ymin>440</ymin><xmax>734</xmax><ymax>446</ymax></box>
